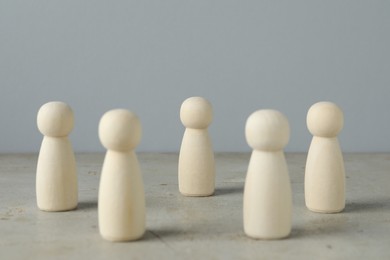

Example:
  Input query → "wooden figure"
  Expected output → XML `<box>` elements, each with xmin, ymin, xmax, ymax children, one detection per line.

<box><xmin>305</xmin><ymin>101</ymin><xmax>345</xmax><ymax>213</ymax></box>
<box><xmin>98</xmin><ymin>109</ymin><xmax>145</xmax><ymax>241</ymax></box>
<box><xmin>178</xmin><ymin>97</ymin><xmax>215</xmax><ymax>196</ymax></box>
<box><xmin>36</xmin><ymin>101</ymin><xmax>78</xmax><ymax>211</ymax></box>
<box><xmin>243</xmin><ymin>109</ymin><xmax>292</xmax><ymax>239</ymax></box>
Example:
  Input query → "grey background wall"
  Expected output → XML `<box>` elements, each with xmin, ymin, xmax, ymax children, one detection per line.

<box><xmin>1</xmin><ymin>1</ymin><xmax>389</xmax><ymax>153</ymax></box>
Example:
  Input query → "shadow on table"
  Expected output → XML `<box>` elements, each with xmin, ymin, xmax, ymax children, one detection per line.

<box><xmin>288</xmin><ymin>227</ymin><xmax>305</xmax><ymax>239</ymax></box>
<box><xmin>145</xmin><ymin>227</ymin><xmax>187</xmax><ymax>241</ymax></box>
<box><xmin>214</xmin><ymin>186</ymin><xmax>243</xmax><ymax>196</ymax></box>
<box><xmin>77</xmin><ymin>200</ymin><xmax>98</xmax><ymax>211</ymax></box>
<box><xmin>290</xmin><ymin>221</ymin><xmax>351</xmax><ymax>240</ymax></box>
<box><xmin>344</xmin><ymin>198</ymin><xmax>390</xmax><ymax>213</ymax></box>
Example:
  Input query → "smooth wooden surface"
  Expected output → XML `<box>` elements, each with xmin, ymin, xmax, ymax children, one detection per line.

<box><xmin>243</xmin><ymin>110</ymin><xmax>292</xmax><ymax>239</ymax></box>
<box><xmin>305</xmin><ymin>102</ymin><xmax>345</xmax><ymax>213</ymax></box>
<box><xmin>0</xmin><ymin>153</ymin><xmax>389</xmax><ymax>259</ymax></box>
<box><xmin>98</xmin><ymin>109</ymin><xmax>145</xmax><ymax>241</ymax></box>
<box><xmin>179</xmin><ymin>97</ymin><xmax>215</xmax><ymax>196</ymax></box>
<box><xmin>36</xmin><ymin>102</ymin><xmax>78</xmax><ymax>212</ymax></box>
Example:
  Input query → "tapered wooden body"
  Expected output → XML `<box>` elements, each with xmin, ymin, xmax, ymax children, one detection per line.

<box><xmin>178</xmin><ymin>128</ymin><xmax>215</xmax><ymax>196</ymax></box>
<box><xmin>243</xmin><ymin>150</ymin><xmax>292</xmax><ymax>239</ymax></box>
<box><xmin>36</xmin><ymin>136</ymin><xmax>78</xmax><ymax>211</ymax></box>
<box><xmin>98</xmin><ymin>151</ymin><xmax>145</xmax><ymax>241</ymax></box>
<box><xmin>305</xmin><ymin>136</ymin><xmax>345</xmax><ymax>213</ymax></box>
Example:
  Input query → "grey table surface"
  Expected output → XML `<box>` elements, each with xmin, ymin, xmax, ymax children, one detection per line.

<box><xmin>0</xmin><ymin>153</ymin><xmax>389</xmax><ymax>259</ymax></box>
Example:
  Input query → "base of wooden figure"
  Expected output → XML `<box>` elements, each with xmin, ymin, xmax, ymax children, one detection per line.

<box><xmin>245</xmin><ymin>231</ymin><xmax>291</xmax><ymax>240</ymax></box>
<box><xmin>180</xmin><ymin>191</ymin><xmax>214</xmax><ymax>197</ymax></box>
<box><xmin>37</xmin><ymin>205</ymin><xmax>77</xmax><ymax>212</ymax></box>
<box><xmin>101</xmin><ymin>232</ymin><xmax>145</xmax><ymax>242</ymax></box>
<box><xmin>306</xmin><ymin>206</ymin><xmax>344</xmax><ymax>214</ymax></box>
<box><xmin>247</xmin><ymin>234</ymin><xmax>290</xmax><ymax>240</ymax></box>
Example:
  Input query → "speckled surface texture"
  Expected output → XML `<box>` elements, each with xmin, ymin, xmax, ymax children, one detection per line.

<box><xmin>0</xmin><ymin>153</ymin><xmax>389</xmax><ymax>259</ymax></box>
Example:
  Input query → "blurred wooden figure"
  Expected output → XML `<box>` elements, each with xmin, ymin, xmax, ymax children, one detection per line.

<box><xmin>178</xmin><ymin>97</ymin><xmax>215</xmax><ymax>196</ymax></box>
<box><xmin>98</xmin><ymin>109</ymin><xmax>145</xmax><ymax>241</ymax></box>
<box><xmin>36</xmin><ymin>101</ymin><xmax>78</xmax><ymax>211</ymax></box>
<box><xmin>243</xmin><ymin>109</ymin><xmax>292</xmax><ymax>239</ymax></box>
<box><xmin>305</xmin><ymin>101</ymin><xmax>345</xmax><ymax>213</ymax></box>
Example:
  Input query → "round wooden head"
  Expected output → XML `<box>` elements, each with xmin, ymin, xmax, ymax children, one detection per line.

<box><xmin>180</xmin><ymin>97</ymin><xmax>213</xmax><ymax>129</ymax></box>
<box><xmin>37</xmin><ymin>101</ymin><xmax>74</xmax><ymax>137</ymax></box>
<box><xmin>99</xmin><ymin>109</ymin><xmax>142</xmax><ymax>152</ymax></box>
<box><xmin>307</xmin><ymin>102</ymin><xmax>344</xmax><ymax>138</ymax></box>
<box><xmin>245</xmin><ymin>109</ymin><xmax>290</xmax><ymax>151</ymax></box>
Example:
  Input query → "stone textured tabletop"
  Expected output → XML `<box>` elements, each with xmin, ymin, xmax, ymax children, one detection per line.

<box><xmin>0</xmin><ymin>153</ymin><xmax>389</xmax><ymax>259</ymax></box>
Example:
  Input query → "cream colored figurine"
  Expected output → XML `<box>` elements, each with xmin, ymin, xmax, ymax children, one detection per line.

<box><xmin>178</xmin><ymin>97</ymin><xmax>215</xmax><ymax>196</ymax></box>
<box><xmin>36</xmin><ymin>101</ymin><xmax>78</xmax><ymax>211</ymax></box>
<box><xmin>305</xmin><ymin>101</ymin><xmax>345</xmax><ymax>213</ymax></box>
<box><xmin>243</xmin><ymin>110</ymin><xmax>292</xmax><ymax>240</ymax></box>
<box><xmin>98</xmin><ymin>109</ymin><xmax>145</xmax><ymax>242</ymax></box>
